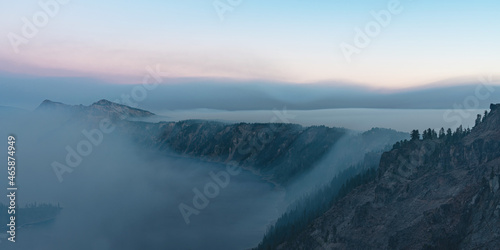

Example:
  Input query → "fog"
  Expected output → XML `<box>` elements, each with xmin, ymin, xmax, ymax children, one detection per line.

<box><xmin>151</xmin><ymin>108</ymin><xmax>484</xmax><ymax>133</ymax></box>
<box><xmin>0</xmin><ymin>111</ymin><xmax>285</xmax><ymax>250</ymax></box>
<box><xmin>0</xmin><ymin>105</ymin><xmax>488</xmax><ymax>248</ymax></box>
<box><xmin>0</xmin><ymin>74</ymin><xmax>495</xmax><ymax>249</ymax></box>
<box><xmin>1</xmin><ymin>73</ymin><xmax>499</xmax><ymax>112</ymax></box>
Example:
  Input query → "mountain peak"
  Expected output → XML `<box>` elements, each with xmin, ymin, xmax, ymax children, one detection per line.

<box><xmin>93</xmin><ymin>99</ymin><xmax>115</xmax><ymax>106</ymax></box>
<box><xmin>41</xmin><ymin>99</ymin><xmax>57</xmax><ymax>104</ymax></box>
<box><xmin>35</xmin><ymin>99</ymin><xmax>155</xmax><ymax>118</ymax></box>
<box><xmin>491</xmin><ymin>103</ymin><xmax>499</xmax><ymax>111</ymax></box>
<box><xmin>89</xmin><ymin>99</ymin><xmax>155</xmax><ymax>118</ymax></box>
<box><xmin>36</xmin><ymin>99</ymin><xmax>72</xmax><ymax>111</ymax></box>
<box><xmin>39</xmin><ymin>99</ymin><xmax>64</xmax><ymax>106</ymax></box>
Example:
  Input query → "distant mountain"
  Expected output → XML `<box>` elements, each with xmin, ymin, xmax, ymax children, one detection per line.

<box><xmin>89</xmin><ymin>99</ymin><xmax>155</xmax><ymax>118</ymax></box>
<box><xmin>273</xmin><ymin>104</ymin><xmax>500</xmax><ymax>249</ymax></box>
<box><xmin>32</xmin><ymin>99</ymin><xmax>409</xmax><ymax>185</ymax></box>
<box><xmin>152</xmin><ymin>121</ymin><xmax>409</xmax><ymax>185</ymax></box>
<box><xmin>2</xmin><ymin>74</ymin><xmax>499</xmax><ymax>111</ymax></box>
<box><xmin>36</xmin><ymin>99</ymin><xmax>86</xmax><ymax>114</ymax></box>
<box><xmin>36</xmin><ymin>99</ymin><xmax>154</xmax><ymax>119</ymax></box>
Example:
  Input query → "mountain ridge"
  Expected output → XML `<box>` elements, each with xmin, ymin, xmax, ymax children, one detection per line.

<box><xmin>276</xmin><ymin>104</ymin><xmax>500</xmax><ymax>249</ymax></box>
<box><xmin>36</xmin><ymin>99</ymin><xmax>155</xmax><ymax>118</ymax></box>
<box><xmin>32</xmin><ymin>99</ymin><xmax>410</xmax><ymax>186</ymax></box>
<box><xmin>2</xmin><ymin>74</ymin><xmax>499</xmax><ymax>110</ymax></box>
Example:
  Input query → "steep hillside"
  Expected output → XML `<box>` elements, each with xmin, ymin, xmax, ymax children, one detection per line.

<box><xmin>278</xmin><ymin>104</ymin><xmax>500</xmax><ymax>249</ymax></box>
<box><xmin>36</xmin><ymin>99</ymin><xmax>154</xmax><ymax>118</ymax></box>
<box><xmin>154</xmin><ymin>121</ymin><xmax>408</xmax><ymax>185</ymax></box>
<box><xmin>33</xmin><ymin>99</ymin><xmax>409</xmax><ymax>185</ymax></box>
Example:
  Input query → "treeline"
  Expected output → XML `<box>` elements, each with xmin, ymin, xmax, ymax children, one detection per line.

<box><xmin>393</xmin><ymin>111</ymin><xmax>490</xmax><ymax>150</ymax></box>
<box><xmin>256</xmin><ymin>110</ymin><xmax>492</xmax><ymax>249</ymax></box>
<box><xmin>256</xmin><ymin>164</ymin><xmax>377</xmax><ymax>250</ymax></box>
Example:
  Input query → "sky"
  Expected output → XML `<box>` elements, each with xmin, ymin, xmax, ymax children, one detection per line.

<box><xmin>0</xmin><ymin>0</ymin><xmax>499</xmax><ymax>88</ymax></box>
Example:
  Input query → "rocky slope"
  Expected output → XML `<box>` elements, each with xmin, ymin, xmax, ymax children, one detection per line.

<box><xmin>33</xmin><ymin>99</ymin><xmax>409</xmax><ymax>185</ymax></box>
<box><xmin>279</xmin><ymin>104</ymin><xmax>500</xmax><ymax>249</ymax></box>
<box><xmin>37</xmin><ymin>99</ymin><xmax>155</xmax><ymax>118</ymax></box>
<box><xmin>153</xmin><ymin>121</ymin><xmax>408</xmax><ymax>185</ymax></box>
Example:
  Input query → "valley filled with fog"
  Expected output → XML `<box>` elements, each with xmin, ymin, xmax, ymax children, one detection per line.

<box><xmin>2</xmin><ymin>0</ymin><xmax>498</xmax><ymax>247</ymax></box>
<box><xmin>0</xmin><ymin>100</ymin><xmax>492</xmax><ymax>249</ymax></box>
<box><xmin>0</xmin><ymin>110</ymin><xmax>286</xmax><ymax>249</ymax></box>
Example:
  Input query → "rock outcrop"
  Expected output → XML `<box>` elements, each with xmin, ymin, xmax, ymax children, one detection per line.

<box><xmin>154</xmin><ymin>121</ymin><xmax>408</xmax><ymax>185</ymax></box>
<box><xmin>279</xmin><ymin>105</ymin><xmax>500</xmax><ymax>249</ymax></box>
<box><xmin>33</xmin><ymin>99</ymin><xmax>409</xmax><ymax>185</ymax></box>
<box><xmin>36</xmin><ymin>99</ymin><xmax>154</xmax><ymax>119</ymax></box>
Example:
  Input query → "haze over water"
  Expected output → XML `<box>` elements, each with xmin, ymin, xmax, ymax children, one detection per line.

<box><xmin>155</xmin><ymin>108</ymin><xmax>484</xmax><ymax>133</ymax></box>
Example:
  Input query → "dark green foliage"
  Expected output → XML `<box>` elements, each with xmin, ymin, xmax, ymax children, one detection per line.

<box><xmin>397</xmin><ymin>122</ymin><xmax>476</xmax><ymax>148</ymax></box>
<box><xmin>439</xmin><ymin>128</ymin><xmax>445</xmax><ymax>139</ymax></box>
<box><xmin>475</xmin><ymin>114</ymin><xmax>482</xmax><ymax>127</ymax></box>
<box><xmin>256</xmin><ymin>164</ymin><xmax>377</xmax><ymax>250</ymax></box>
<box><xmin>391</xmin><ymin>112</ymin><xmax>489</xmax><ymax>155</ymax></box>
<box><xmin>411</xmin><ymin>130</ymin><xmax>420</xmax><ymax>141</ymax></box>
<box><xmin>422</xmin><ymin>129</ymin><xmax>437</xmax><ymax>140</ymax></box>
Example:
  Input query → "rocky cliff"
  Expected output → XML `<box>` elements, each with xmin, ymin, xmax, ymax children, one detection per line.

<box><xmin>279</xmin><ymin>104</ymin><xmax>500</xmax><ymax>249</ymax></box>
<box><xmin>36</xmin><ymin>99</ymin><xmax>154</xmax><ymax>118</ymax></box>
<box><xmin>153</xmin><ymin>121</ymin><xmax>408</xmax><ymax>185</ymax></box>
<box><xmin>33</xmin><ymin>99</ymin><xmax>409</xmax><ymax>185</ymax></box>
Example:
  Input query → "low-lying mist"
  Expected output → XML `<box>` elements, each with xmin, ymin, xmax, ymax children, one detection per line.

<box><xmin>0</xmin><ymin>97</ymin><xmax>482</xmax><ymax>249</ymax></box>
<box><xmin>0</xmin><ymin>111</ymin><xmax>285</xmax><ymax>250</ymax></box>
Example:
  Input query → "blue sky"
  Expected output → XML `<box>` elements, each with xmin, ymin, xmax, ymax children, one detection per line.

<box><xmin>1</xmin><ymin>0</ymin><xmax>499</xmax><ymax>88</ymax></box>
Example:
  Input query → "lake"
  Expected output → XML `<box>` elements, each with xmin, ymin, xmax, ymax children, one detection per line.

<box><xmin>153</xmin><ymin>108</ymin><xmax>485</xmax><ymax>132</ymax></box>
